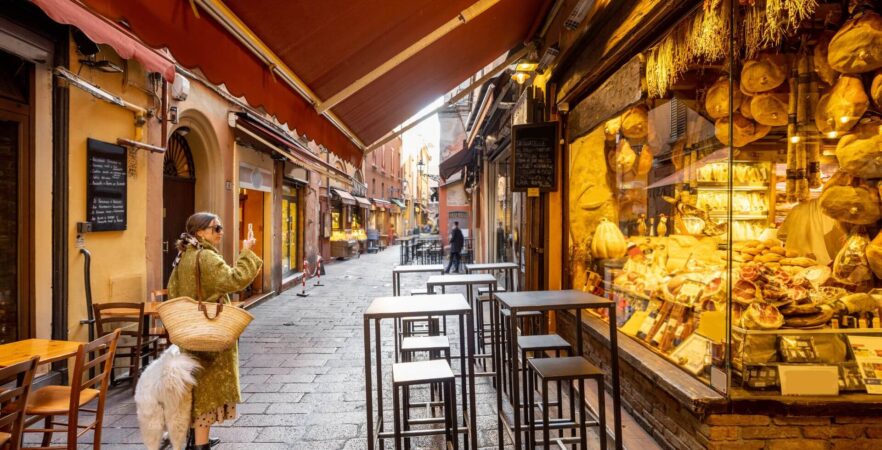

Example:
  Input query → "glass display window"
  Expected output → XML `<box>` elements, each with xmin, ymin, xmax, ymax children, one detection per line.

<box><xmin>567</xmin><ymin>0</ymin><xmax>882</xmax><ymax>397</ymax></box>
<box><xmin>282</xmin><ymin>184</ymin><xmax>300</xmax><ymax>275</ymax></box>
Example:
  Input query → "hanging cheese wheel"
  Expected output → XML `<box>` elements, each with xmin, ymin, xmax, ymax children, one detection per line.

<box><xmin>742</xmin><ymin>52</ymin><xmax>788</xmax><ymax>93</ymax></box>
<box><xmin>751</xmin><ymin>93</ymin><xmax>789</xmax><ymax>126</ymax></box>
<box><xmin>705</xmin><ymin>78</ymin><xmax>743</xmax><ymax>119</ymax></box>
<box><xmin>815</xmin><ymin>75</ymin><xmax>868</xmax><ymax>133</ymax></box>
<box><xmin>828</xmin><ymin>11</ymin><xmax>882</xmax><ymax>74</ymax></box>
<box><xmin>715</xmin><ymin>113</ymin><xmax>771</xmax><ymax>147</ymax></box>
<box><xmin>835</xmin><ymin>118</ymin><xmax>882</xmax><ymax>178</ymax></box>
<box><xmin>621</xmin><ymin>105</ymin><xmax>648</xmax><ymax>140</ymax></box>
<box><xmin>740</xmin><ymin>95</ymin><xmax>754</xmax><ymax>119</ymax></box>
<box><xmin>814</xmin><ymin>31</ymin><xmax>839</xmax><ymax>85</ymax></box>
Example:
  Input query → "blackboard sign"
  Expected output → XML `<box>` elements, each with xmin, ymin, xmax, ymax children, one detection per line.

<box><xmin>511</xmin><ymin>121</ymin><xmax>558</xmax><ymax>192</ymax></box>
<box><xmin>87</xmin><ymin>138</ymin><xmax>127</xmax><ymax>231</ymax></box>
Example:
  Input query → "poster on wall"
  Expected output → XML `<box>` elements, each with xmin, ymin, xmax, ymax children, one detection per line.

<box><xmin>86</xmin><ymin>138</ymin><xmax>127</xmax><ymax>231</ymax></box>
<box><xmin>511</xmin><ymin>122</ymin><xmax>558</xmax><ymax>192</ymax></box>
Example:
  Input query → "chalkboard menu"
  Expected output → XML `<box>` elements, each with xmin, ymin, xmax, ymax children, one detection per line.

<box><xmin>87</xmin><ymin>138</ymin><xmax>127</xmax><ymax>231</ymax></box>
<box><xmin>511</xmin><ymin>121</ymin><xmax>558</xmax><ymax>192</ymax></box>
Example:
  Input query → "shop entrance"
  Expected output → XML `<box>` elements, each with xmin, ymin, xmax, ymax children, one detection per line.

<box><xmin>239</xmin><ymin>188</ymin><xmax>265</xmax><ymax>296</ymax></box>
<box><xmin>0</xmin><ymin>50</ymin><xmax>33</xmax><ymax>344</ymax></box>
<box><xmin>281</xmin><ymin>184</ymin><xmax>301</xmax><ymax>276</ymax></box>
<box><xmin>162</xmin><ymin>131</ymin><xmax>196</xmax><ymax>286</ymax></box>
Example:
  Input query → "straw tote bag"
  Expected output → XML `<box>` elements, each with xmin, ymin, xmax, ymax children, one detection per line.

<box><xmin>158</xmin><ymin>250</ymin><xmax>255</xmax><ymax>352</ymax></box>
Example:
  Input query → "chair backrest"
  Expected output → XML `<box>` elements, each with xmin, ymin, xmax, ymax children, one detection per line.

<box><xmin>93</xmin><ymin>302</ymin><xmax>145</xmax><ymax>343</ymax></box>
<box><xmin>67</xmin><ymin>330</ymin><xmax>120</xmax><ymax>424</ymax></box>
<box><xmin>150</xmin><ymin>289</ymin><xmax>169</xmax><ymax>302</ymax></box>
<box><xmin>0</xmin><ymin>356</ymin><xmax>38</xmax><ymax>450</ymax></box>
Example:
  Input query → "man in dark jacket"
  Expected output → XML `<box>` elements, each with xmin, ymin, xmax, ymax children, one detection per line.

<box><xmin>446</xmin><ymin>221</ymin><xmax>464</xmax><ymax>273</ymax></box>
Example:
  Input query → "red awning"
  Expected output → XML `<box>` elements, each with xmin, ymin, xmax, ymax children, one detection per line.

<box><xmin>31</xmin><ymin>0</ymin><xmax>176</xmax><ymax>82</ymax></box>
<box><xmin>76</xmin><ymin>0</ymin><xmax>363</xmax><ymax>165</ymax></box>
<box><xmin>76</xmin><ymin>0</ymin><xmax>550</xmax><ymax>160</ymax></box>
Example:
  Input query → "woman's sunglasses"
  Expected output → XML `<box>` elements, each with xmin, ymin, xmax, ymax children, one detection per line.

<box><xmin>210</xmin><ymin>224</ymin><xmax>224</xmax><ymax>233</ymax></box>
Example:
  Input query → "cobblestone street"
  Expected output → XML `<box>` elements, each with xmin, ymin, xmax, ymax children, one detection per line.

<box><xmin>95</xmin><ymin>246</ymin><xmax>512</xmax><ymax>449</ymax></box>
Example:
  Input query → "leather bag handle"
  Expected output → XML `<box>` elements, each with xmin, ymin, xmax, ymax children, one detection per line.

<box><xmin>195</xmin><ymin>249</ymin><xmax>224</xmax><ymax>320</ymax></box>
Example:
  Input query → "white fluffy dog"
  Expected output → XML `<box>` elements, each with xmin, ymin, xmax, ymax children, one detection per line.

<box><xmin>135</xmin><ymin>345</ymin><xmax>201</xmax><ymax>450</ymax></box>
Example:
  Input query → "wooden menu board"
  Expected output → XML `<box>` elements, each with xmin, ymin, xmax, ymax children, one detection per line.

<box><xmin>86</xmin><ymin>138</ymin><xmax>127</xmax><ymax>231</ymax></box>
<box><xmin>511</xmin><ymin>121</ymin><xmax>558</xmax><ymax>192</ymax></box>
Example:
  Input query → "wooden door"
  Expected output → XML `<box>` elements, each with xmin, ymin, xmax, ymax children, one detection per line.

<box><xmin>239</xmin><ymin>188</ymin><xmax>264</xmax><ymax>295</ymax></box>
<box><xmin>162</xmin><ymin>133</ymin><xmax>196</xmax><ymax>286</ymax></box>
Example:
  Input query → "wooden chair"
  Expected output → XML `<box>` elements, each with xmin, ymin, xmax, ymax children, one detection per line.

<box><xmin>148</xmin><ymin>289</ymin><xmax>170</xmax><ymax>351</ymax></box>
<box><xmin>92</xmin><ymin>303</ymin><xmax>158</xmax><ymax>390</ymax></box>
<box><xmin>0</xmin><ymin>356</ymin><xmax>39</xmax><ymax>450</ymax></box>
<box><xmin>23</xmin><ymin>330</ymin><xmax>120</xmax><ymax>450</ymax></box>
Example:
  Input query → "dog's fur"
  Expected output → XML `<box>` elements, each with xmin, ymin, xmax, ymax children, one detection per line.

<box><xmin>135</xmin><ymin>345</ymin><xmax>201</xmax><ymax>450</ymax></box>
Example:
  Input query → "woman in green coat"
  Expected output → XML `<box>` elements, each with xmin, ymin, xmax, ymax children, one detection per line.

<box><xmin>167</xmin><ymin>212</ymin><xmax>262</xmax><ymax>450</ymax></box>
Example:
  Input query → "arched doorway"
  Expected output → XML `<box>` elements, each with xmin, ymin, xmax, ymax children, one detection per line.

<box><xmin>162</xmin><ymin>129</ymin><xmax>196</xmax><ymax>285</ymax></box>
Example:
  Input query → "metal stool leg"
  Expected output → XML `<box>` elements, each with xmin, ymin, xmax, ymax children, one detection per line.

<box><xmin>598</xmin><ymin>376</ymin><xmax>607</xmax><ymax>450</ymax></box>
<box><xmin>542</xmin><ymin>378</ymin><xmax>550</xmax><ymax>450</ymax></box>
<box><xmin>393</xmin><ymin>384</ymin><xmax>402</xmax><ymax>450</ymax></box>
<box><xmin>579</xmin><ymin>378</ymin><xmax>588</xmax><ymax>450</ymax></box>
<box><xmin>528</xmin><ymin>364</ymin><xmax>536</xmax><ymax>449</ymax></box>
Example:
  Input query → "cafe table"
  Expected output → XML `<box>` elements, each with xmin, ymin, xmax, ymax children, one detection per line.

<box><xmin>391</xmin><ymin>264</ymin><xmax>445</xmax><ymax>296</ymax></box>
<box><xmin>426</xmin><ymin>274</ymin><xmax>498</xmax><ymax>377</ymax></box>
<box><xmin>464</xmin><ymin>262</ymin><xmax>518</xmax><ymax>292</ymax></box>
<box><xmin>493</xmin><ymin>290</ymin><xmax>623</xmax><ymax>450</ymax></box>
<box><xmin>363</xmin><ymin>293</ymin><xmax>477</xmax><ymax>450</ymax></box>
<box><xmin>101</xmin><ymin>300</ymin><xmax>245</xmax><ymax>317</ymax></box>
<box><xmin>0</xmin><ymin>338</ymin><xmax>82</xmax><ymax>368</ymax></box>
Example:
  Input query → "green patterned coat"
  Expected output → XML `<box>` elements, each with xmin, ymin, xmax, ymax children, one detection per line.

<box><xmin>167</xmin><ymin>239</ymin><xmax>262</xmax><ymax>421</ymax></box>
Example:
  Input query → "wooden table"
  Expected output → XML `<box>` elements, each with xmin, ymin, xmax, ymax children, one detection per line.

<box><xmin>464</xmin><ymin>262</ymin><xmax>518</xmax><ymax>292</ymax></box>
<box><xmin>391</xmin><ymin>264</ymin><xmax>445</xmax><ymax>296</ymax></box>
<box><xmin>0</xmin><ymin>339</ymin><xmax>81</xmax><ymax>367</ymax></box>
<box><xmin>493</xmin><ymin>290</ymin><xmax>622</xmax><ymax>449</ymax></box>
<box><xmin>363</xmin><ymin>294</ymin><xmax>477</xmax><ymax>450</ymax></box>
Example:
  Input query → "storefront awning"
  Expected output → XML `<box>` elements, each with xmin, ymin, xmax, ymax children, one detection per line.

<box><xmin>372</xmin><ymin>198</ymin><xmax>392</xmax><ymax>210</ymax></box>
<box><xmin>353</xmin><ymin>196</ymin><xmax>372</xmax><ymax>209</ymax></box>
<box><xmin>78</xmin><ymin>0</ymin><xmax>549</xmax><ymax>155</ymax></box>
<box><xmin>390</xmin><ymin>199</ymin><xmax>406</xmax><ymax>209</ymax></box>
<box><xmin>440</xmin><ymin>148</ymin><xmax>475</xmax><ymax>180</ymax></box>
<box><xmin>31</xmin><ymin>0</ymin><xmax>176</xmax><ymax>81</ymax></box>
<box><xmin>331</xmin><ymin>189</ymin><xmax>357</xmax><ymax>206</ymax></box>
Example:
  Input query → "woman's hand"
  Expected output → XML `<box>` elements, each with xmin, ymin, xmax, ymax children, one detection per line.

<box><xmin>242</xmin><ymin>238</ymin><xmax>257</xmax><ymax>251</ymax></box>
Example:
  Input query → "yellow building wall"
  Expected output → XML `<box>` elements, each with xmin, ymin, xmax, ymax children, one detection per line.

<box><xmin>66</xmin><ymin>43</ymin><xmax>158</xmax><ymax>342</ymax></box>
<box><xmin>34</xmin><ymin>62</ymin><xmax>54</xmax><ymax>340</ymax></box>
<box><xmin>531</xmin><ymin>73</ymin><xmax>563</xmax><ymax>291</ymax></box>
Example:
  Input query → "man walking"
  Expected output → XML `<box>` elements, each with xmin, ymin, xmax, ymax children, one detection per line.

<box><xmin>446</xmin><ymin>221</ymin><xmax>464</xmax><ymax>273</ymax></box>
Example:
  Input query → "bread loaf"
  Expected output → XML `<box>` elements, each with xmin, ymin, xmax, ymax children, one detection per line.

<box><xmin>742</xmin><ymin>52</ymin><xmax>788</xmax><ymax>94</ymax></box>
<box><xmin>815</xmin><ymin>75</ymin><xmax>868</xmax><ymax>133</ymax></box>
<box><xmin>828</xmin><ymin>11</ymin><xmax>882</xmax><ymax>74</ymax></box>
<box><xmin>835</xmin><ymin>118</ymin><xmax>882</xmax><ymax>178</ymax></box>
<box><xmin>706</xmin><ymin>78</ymin><xmax>743</xmax><ymax>119</ymax></box>
<box><xmin>751</xmin><ymin>93</ymin><xmax>789</xmax><ymax>126</ymax></box>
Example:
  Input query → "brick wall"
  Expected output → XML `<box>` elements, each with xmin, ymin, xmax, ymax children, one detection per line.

<box><xmin>555</xmin><ymin>312</ymin><xmax>882</xmax><ymax>450</ymax></box>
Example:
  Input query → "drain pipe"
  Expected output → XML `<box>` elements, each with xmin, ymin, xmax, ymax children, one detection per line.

<box><xmin>79</xmin><ymin>247</ymin><xmax>95</xmax><ymax>342</ymax></box>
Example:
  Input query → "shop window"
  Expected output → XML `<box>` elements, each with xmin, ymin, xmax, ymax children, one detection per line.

<box><xmin>566</xmin><ymin>0</ymin><xmax>882</xmax><ymax>397</ymax></box>
<box><xmin>281</xmin><ymin>184</ymin><xmax>300</xmax><ymax>275</ymax></box>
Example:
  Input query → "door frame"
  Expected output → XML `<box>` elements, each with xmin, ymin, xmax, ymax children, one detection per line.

<box><xmin>0</xmin><ymin>93</ymin><xmax>34</xmax><ymax>341</ymax></box>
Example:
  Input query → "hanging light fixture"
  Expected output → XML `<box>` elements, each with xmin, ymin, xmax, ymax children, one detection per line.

<box><xmin>511</xmin><ymin>71</ymin><xmax>531</xmax><ymax>84</ymax></box>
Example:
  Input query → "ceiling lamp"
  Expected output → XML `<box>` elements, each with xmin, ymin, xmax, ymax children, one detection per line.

<box><xmin>514</xmin><ymin>56</ymin><xmax>538</xmax><ymax>73</ymax></box>
<box><xmin>512</xmin><ymin>71</ymin><xmax>531</xmax><ymax>85</ymax></box>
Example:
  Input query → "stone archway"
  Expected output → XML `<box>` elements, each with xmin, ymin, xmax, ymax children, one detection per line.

<box><xmin>176</xmin><ymin>109</ymin><xmax>223</xmax><ymax>214</ymax></box>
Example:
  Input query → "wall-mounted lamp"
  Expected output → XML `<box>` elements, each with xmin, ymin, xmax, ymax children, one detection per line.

<box><xmin>512</xmin><ymin>71</ymin><xmax>531</xmax><ymax>85</ymax></box>
<box><xmin>169</xmin><ymin>106</ymin><xmax>179</xmax><ymax>124</ymax></box>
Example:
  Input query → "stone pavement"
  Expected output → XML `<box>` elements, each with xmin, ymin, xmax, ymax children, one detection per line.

<box><xmin>88</xmin><ymin>245</ymin><xmax>645</xmax><ymax>449</ymax></box>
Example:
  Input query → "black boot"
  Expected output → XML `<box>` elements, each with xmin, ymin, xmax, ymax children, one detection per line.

<box><xmin>186</xmin><ymin>429</ymin><xmax>220</xmax><ymax>449</ymax></box>
<box><xmin>192</xmin><ymin>445</ymin><xmax>211</xmax><ymax>450</ymax></box>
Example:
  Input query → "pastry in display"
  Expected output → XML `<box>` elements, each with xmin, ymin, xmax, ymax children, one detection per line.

<box><xmin>827</xmin><ymin>10</ymin><xmax>882</xmax><ymax>74</ymax></box>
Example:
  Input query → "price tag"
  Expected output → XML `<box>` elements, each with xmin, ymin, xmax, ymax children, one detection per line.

<box><xmin>528</xmin><ymin>187</ymin><xmax>539</xmax><ymax>197</ymax></box>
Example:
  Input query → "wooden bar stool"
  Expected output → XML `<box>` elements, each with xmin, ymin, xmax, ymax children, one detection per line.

<box><xmin>23</xmin><ymin>329</ymin><xmax>121</xmax><ymax>450</ymax></box>
<box><xmin>392</xmin><ymin>360</ymin><xmax>458</xmax><ymax>450</ymax></box>
<box><xmin>0</xmin><ymin>356</ymin><xmax>39</xmax><ymax>450</ymax></box>
<box><xmin>527</xmin><ymin>356</ymin><xmax>605</xmax><ymax>450</ymax></box>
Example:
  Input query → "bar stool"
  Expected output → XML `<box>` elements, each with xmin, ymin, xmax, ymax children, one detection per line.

<box><xmin>392</xmin><ymin>360</ymin><xmax>458</xmax><ymax>450</ymax></box>
<box><xmin>518</xmin><ymin>334</ymin><xmax>572</xmax><ymax>424</ymax></box>
<box><xmin>527</xmin><ymin>356</ymin><xmax>605</xmax><ymax>450</ymax></box>
<box><xmin>497</xmin><ymin>309</ymin><xmax>544</xmax><ymax>395</ymax></box>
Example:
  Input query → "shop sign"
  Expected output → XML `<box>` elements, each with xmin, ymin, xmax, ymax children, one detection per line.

<box><xmin>567</xmin><ymin>56</ymin><xmax>642</xmax><ymax>141</ymax></box>
<box><xmin>86</xmin><ymin>138</ymin><xmax>127</xmax><ymax>231</ymax></box>
<box><xmin>511</xmin><ymin>122</ymin><xmax>558</xmax><ymax>192</ymax></box>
